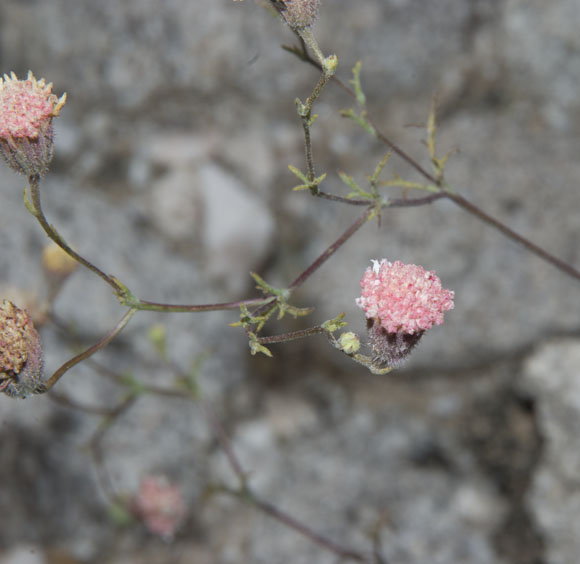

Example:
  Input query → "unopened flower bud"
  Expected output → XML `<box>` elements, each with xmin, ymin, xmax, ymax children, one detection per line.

<box><xmin>0</xmin><ymin>71</ymin><xmax>66</xmax><ymax>177</ymax></box>
<box><xmin>356</xmin><ymin>260</ymin><xmax>454</xmax><ymax>367</ymax></box>
<box><xmin>0</xmin><ymin>300</ymin><xmax>46</xmax><ymax>398</ymax></box>
<box><xmin>338</xmin><ymin>332</ymin><xmax>360</xmax><ymax>355</ymax></box>
<box><xmin>270</xmin><ymin>0</ymin><xmax>320</xmax><ymax>31</ymax></box>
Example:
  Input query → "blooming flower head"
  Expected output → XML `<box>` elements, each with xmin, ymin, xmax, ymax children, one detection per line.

<box><xmin>133</xmin><ymin>475</ymin><xmax>186</xmax><ymax>541</ymax></box>
<box><xmin>0</xmin><ymin>71</ymin><xmax>66</xmax><ymax>176</ymax></box>
<box><xmin>356</xmin><ymin>260</ymin><xmax>454</xmax><ymax>367</ymax></box>
<box><xmin>357</xmin><ymin>259</ymin><xmax>454</xmax><ymax>334</ymax></box>
<box><xmin>0</xmin><ymin>300</ymin><xmax>45</xmax><ymax>398</ymax></box>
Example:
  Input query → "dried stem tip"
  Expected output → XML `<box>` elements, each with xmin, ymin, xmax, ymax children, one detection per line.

<box><xmin>0</xmin><ymin>300</ymin><xmax>45</xmax><ymax>398</ymax></box>
<box><xmin>0</xmin><ymin>71</ymin><xmax>66</xmax><ymax>176</ymax></box>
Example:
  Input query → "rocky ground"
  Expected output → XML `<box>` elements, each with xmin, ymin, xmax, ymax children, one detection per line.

<box><xmin>1</xmin><ymin>1</ymin><xmax>579</xmax><ymax>563</ymax></box>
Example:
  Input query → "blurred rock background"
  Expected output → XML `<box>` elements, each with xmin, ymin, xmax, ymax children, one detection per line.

<box><xmin>0</xmin><ymin>0</ymin><xmax>579</xmax><ymax>562</ymax></box>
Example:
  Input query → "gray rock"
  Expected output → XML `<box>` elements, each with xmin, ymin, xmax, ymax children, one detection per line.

<box><xmin>522</xmin><ymin>339</ymin><xmax>580</xmax><ymax>564</ymax></box>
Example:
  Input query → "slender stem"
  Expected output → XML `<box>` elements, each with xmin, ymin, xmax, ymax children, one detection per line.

<box><xmin>369</xmin><ymin>122</ymin><xmax>437</xmax><ymax>184</ymax></box>
<box><xmin>294</xmin><ymin>30</ymin><xmax>334</xmax><ymax>187</ymax></box>
<box><xmin>212</xmin><ymin>485</ymin><xmax>370</xmax><ymax>562</ymax></box>
<box><xmin>316</xmin><ymin>191</ymin><xmax>372</xmax><ymax>205</ymax></box>
<box><xmin>257</xmin><ymin>325</ymin><xmax>325</xmax><ymax>345</ymax></box>
<box><xmin>27</xmin><ymin>175</ymin><xmax>124</xmax><ymax>294</ymax></box>
<box><xmin>388</xmin><ymin>192</ymin><xmax>447</xmax><ymax>207</ymax></box>
<box><xmin>89</xmin><ymin>394</ymin><xmax>138</xmax><ymax>501</ymax></box>
<box><xmin>199</xmin><ymin>399</ymin><xmax>248</xmax><ymax>485</ymax></box>
<box><xmin>288</xmin><ymin>206</ymin><xmax>374</xmax><ymax>292</ymax></box>
<box><xmin>443</xmin><ymin>191</ymin><xmax>580</xmax><ymax>281</ymax></box>
<box><xmin>300</xmin><ymin>69</ymin><xmax>330</xmax><ymax>185</ymax></box>
<box><xmin>244</xmin><ymin>491</ymin><xmax>371</xmax><ymax>563</ymax></box>
<box><xmin>129</xmin><ymin>296</ymin><xmax>272</xmax><ymax>313</ymax></box>
<box><xmin>317</xmin><ymin>191</ymin><xmax>447</xmax><ymax>208</ymax></box>
<box><xmin>44</xmin><ymin>308</ymin><xmax>137</xmax><ymax>391</ymax></box>
<box><xmin>199</xmin><ymin>385</ymin><xmax>370</xmax><ymax>561</ymax></box>
<box><xmin>249</xmin><ymin>206</ymin><xmax>373</xmax><ymax>320</ymax></box>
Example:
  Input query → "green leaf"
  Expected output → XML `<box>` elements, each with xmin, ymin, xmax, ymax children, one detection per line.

<box><xmin>288</xmin><ymin>165</ymin><xmax>309</xmax><ymax>183</ymax></box>
<box><xmin>368</xmin><ymin>152</ymin><xmax>392</xmax><ymax>184</ymax></box>
<box><xmin>350</xmin><ymin>61</ymin><xmax>366</xmax><ymax>107</ymax></box>
<box><xmin>248</xmin><ymin>332</ymin><xmax>273</xmax><ymax>357</ymax></box>
<box><xmin>338</xmin><ymin>171</ymin><xmax>373</xmax><ymax>199</ymax></box>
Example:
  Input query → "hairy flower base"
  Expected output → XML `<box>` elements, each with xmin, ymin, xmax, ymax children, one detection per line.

<box><xmin>0</xmin><ymin>300</ymin><xmax>45</xmax><ymax>398</ymax></box>
<box><xmin>0</xmin><ymin>122</ymin><xmax>54</xmax><ymax>177</ymax></box>
<box><xmin>367</xmin><ymin>317</ymin><xmax>423</xmax><ymax>367</ymax></box>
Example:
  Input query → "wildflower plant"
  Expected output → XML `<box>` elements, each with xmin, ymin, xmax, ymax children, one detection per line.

<box><xmin>1</xmin><ymin>0</ymin><xmax>579</xmax><ymax>560</ymax></box>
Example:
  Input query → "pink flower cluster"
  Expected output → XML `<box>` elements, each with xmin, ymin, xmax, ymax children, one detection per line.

<box><xmin>133</xmin><ymin>475</ymin><xmax>186</xmax><ymax>541</ymax></box>
<box><xmin>0</xmin><ymin>71</ymin><xmax>66</xmax><ymax>140</ymax></box>
<box><xmin>356</xmin><ymin>259</ymin><xmax>454</xmax><ymax>335</ymax></box>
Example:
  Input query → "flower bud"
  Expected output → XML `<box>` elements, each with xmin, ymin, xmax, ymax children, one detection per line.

<box><xmin>0</xmin><ymin>71</ymin><xmax>66</xmax><ymax>177</ymax></box>
<box><xmin>338</xmin><ymin>331</ymin><xmax>360</xmax><ymax>355</ymax></box>
<box><xmin>0</xmin><ymin>300</ymin><xmax>46</xmax><ymax>398</ymax></box>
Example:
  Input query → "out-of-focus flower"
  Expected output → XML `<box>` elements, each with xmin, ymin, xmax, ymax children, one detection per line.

<box><xmin>0</xmin><ymin>71</ymin><xmax>66</xmax><ymax>177</ymax></box>
<box><xmin>356</xmin><ymin>260</ymin><xmax>454</xmax><ymax>366</ymax></box>
<box><xmin>0</xmin><ymin>299</ymin><xmax>45</xmax><ymax>398</ymax></box>
<box><xmin>42</xmin><ymin>243</ymin><xmax>78</xmax><ymax>281</ymax></box>
<box><xmin>133</xmin><ymin>475</ymin><xmax>186</xmax><ymax>541</ymax></box>
<box><xmin>233</xmin><ymin>0</ymin><xmax>320</xmax><ymax>31</ymax></box>
<box><xmin>272</xmin><ymin>0</ymin><xmax>320</xmax><ymax>30</ymax></box>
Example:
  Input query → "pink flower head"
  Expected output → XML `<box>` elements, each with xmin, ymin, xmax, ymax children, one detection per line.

<box><xmin>0</xmin><ymin>71</ymin><xmax>66</xmax><ymax>176</ymax></box>
<box><xmin>133</xmin><ymin>475</ymin><xmax>186</xmax><ymax>541</ymax></box>
<box><xmin>356</xmin><ymin>259</ymin><xmax>454</xmax><ymax>335</ymax></box>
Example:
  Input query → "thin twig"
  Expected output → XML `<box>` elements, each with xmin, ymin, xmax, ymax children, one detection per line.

<box><xmin>443</xmin><ymin>191</ymin><xmax>580</xmax><ymax>280</ymax></box>
<box><xmin>257</xmin><ymin>325</ymin><xmax>326</xmax><ymax>344</ymax></box>
<box><xmin>44</xmin><ymin>308</ymin><xmax>137</xmax><ymax>391</ymax></box>
<box><xmin>246</xmin><ymin>492</ymin><xmax>371</xmax><ymax>563</ymax></box>
<box><xmin>131</xmin><ymin>296</ymin><xmax>271</xmax><ymax>313</ymax></box>
<box><xmin>288</xmin><ymin>206</ymin><xmax>374</xmax><ymax>291</ymax></box>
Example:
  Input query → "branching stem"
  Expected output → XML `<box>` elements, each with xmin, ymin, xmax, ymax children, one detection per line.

<box><xmin>282</xmin><ymin>44</ymin><xmax>580</xmax><ymax>283</ymax></box>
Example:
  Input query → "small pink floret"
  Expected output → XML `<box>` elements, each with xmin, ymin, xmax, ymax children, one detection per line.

<box><xmin>356</xmin><ymin>259</ymin><xmax>454</xmax><ymax>334</ymax></box>
<box><xmin>0</xmin><ymin>71</ymin><xmax>65</xmax><ymax>140</ymax></box>
<box><xmin>134</xmin><ymin>475</ymin><xmax>186</xmax><ymax>540</ymax></box>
